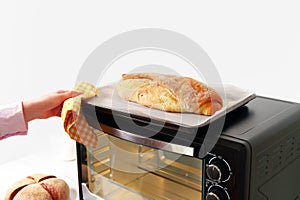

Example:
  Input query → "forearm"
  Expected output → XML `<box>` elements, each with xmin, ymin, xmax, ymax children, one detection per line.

<box><xmin>0</xmin><ymin>103</ymin><xmax>28</xmax><ymax>139</ymax></box>
<box><xmin>22</xmin><ymin>100</ymin><xmax>43</xmax><ymax>123</ymax></box>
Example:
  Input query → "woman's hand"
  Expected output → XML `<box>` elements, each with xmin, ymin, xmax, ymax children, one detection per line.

<box><xmin>22</xmin><ymin>90</ymin><xmax>82</xmax><ymax>123</ymax></box>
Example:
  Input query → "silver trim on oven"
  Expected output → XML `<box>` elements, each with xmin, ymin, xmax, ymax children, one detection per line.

<box><xmin>98</xmin><ymin>123</ymin><xmax>194</xmax><ymax>156</ymax></box>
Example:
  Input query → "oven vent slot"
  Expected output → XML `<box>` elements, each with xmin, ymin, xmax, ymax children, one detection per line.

<box><xmin>256</xmin><ymin>129</ymin><xmax>300</xmax><ymax>181</ymax></box>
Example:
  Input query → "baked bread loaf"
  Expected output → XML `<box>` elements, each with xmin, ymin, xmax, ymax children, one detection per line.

<box><xmin>5</xmin><ymin>174</ymin><xmax>70</xmax><ymax>200</ymax></box>
<box><xmin>116</xmin><ymin>73</ymin><xmax>223</xmax><ymax>116</ymax></box>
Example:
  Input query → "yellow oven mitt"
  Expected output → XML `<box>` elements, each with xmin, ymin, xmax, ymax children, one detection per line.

<box><xmin>61</xmin><ymin>82</ymin><xmax>99</xmax><ymax>148</ymax></box>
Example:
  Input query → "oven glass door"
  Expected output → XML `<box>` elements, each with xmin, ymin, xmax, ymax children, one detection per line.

<box><xmin>79</xmin><ymin>132</ymin><xmax>204</xmax><ymax>200</ymax></box>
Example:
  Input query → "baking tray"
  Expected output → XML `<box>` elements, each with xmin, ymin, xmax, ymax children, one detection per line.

<box><xmin>85</xmin><ymin>83</ymin><xmax>256</xmax><ymax>128</ymax></box>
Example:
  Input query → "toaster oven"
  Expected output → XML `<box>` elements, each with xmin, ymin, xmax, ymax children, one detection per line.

<box><xmin>76</xmin><ymin>96</ymin><xmax>300</xmax><ymax>200</ymax></box>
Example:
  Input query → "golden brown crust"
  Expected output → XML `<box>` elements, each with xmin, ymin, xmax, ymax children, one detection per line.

<box><xmin>41</xmin><ymin>178</ymin><xmax>70</xmax><ymax>200</ymax></box>
<box><xmin>4</xmin><ymin>178</ymin><xmax>35</xmax><ymax>200</ymax></box>
<box><xmin>13</xmin><ymin>184</ymin><xmax>53</xmax><ymax>200</ymax></box>
<box><xmin>118</xmin><ymin>73</ymin><xmax>223</xmax><ymax>116</ymax></box>
<box><xmin>26</xmin><ymin>174</ymin><xmax>57</xmax><ymax>182</ymax></box>
<box><xmin>5</xmin><ymin>174</ymin><xmax>70</xmax><ymax>200</ymax></box>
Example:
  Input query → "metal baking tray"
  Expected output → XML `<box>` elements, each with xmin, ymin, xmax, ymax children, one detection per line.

<box><xmin>85</xmin><ymin>83</ymin><xmax>256</xmax><ymax>128</ymax></box>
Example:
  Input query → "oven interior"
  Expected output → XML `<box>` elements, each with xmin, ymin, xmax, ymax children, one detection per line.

<box><xmin>80</xmin><ymin>131</ymin><xmax>204</xmax><ymax>200</ymax></box>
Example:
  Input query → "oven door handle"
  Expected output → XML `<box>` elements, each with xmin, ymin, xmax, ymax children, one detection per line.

<box><xmin>96</xmin><ymin>123</ymin><xmax>194</xmax><ymax>156</ymax></box>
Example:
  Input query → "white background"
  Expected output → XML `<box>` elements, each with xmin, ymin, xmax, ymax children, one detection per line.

<box><xmin>0</xmin><ymin>0</ymin><xmax>299</xmax><ymax>173</ymax></box>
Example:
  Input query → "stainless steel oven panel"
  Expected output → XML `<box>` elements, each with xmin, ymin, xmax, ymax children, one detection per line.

<box><xmin>96</xmin><ymin>123</ymin><xmax>194</xmax><ymax>157</ymax></box>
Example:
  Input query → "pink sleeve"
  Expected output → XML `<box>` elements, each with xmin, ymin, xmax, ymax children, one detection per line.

<box><xmin>0</xmin><ymin>102</ymin><xmax>28</xmax><ymax>140</ymax></box>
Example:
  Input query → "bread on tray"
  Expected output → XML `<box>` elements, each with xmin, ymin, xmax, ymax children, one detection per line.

<box><xmin>116</xmin><ymin>73</ymin><xmax>223</xmax><ymax>116</ymax></box>
<box><xmin>5</xmin><ymin>174</ymin><xmax>69</xmax><ymax>200</ymax></box>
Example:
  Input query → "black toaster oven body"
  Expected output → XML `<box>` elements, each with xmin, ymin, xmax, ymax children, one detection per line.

<box><xmin>77</xmin><ymin>96</ymin><xmax>300</xmax><ymax>200</ymax></box>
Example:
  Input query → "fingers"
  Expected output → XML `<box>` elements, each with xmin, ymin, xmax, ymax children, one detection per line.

<box><xmin>70</xmin><ymin>91</ymin><xmax>84</xmax><ymax>97</ymax></box>
<box><xmin>56</xmin><ymin>90</ymin><xmax>68</xmax><ymax>94</ymax></box>
<box><xmin>58</xmin><ymin>90</ymin><xmax>83</xmax><ymax>100</ymax></box>
<box><xmin>52</xmin><ymin>104</ymin><xmax>64</xmax><ymax>117</ymax></box>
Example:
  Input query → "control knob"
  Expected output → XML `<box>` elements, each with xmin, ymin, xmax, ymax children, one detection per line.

<box><xmin>206</xmin><ymin>185</ymin><xmax>229</xmax><ymax>200</ymax></box>
<box><xmin>206</xmin><ymin>157</ymin><xmax>231</xmax><ymax>182</ymax></box>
